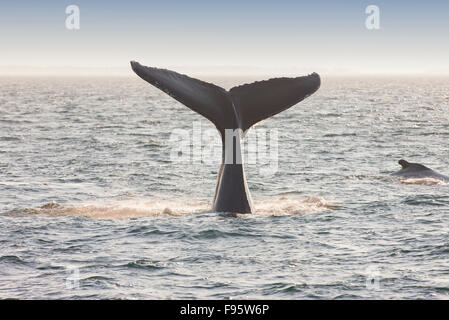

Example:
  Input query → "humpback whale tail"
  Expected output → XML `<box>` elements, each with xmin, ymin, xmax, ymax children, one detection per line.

<box><xmin>130</xmin><ymin>61</ymin><xmax>320</xmax><ymax>213</ymax></box>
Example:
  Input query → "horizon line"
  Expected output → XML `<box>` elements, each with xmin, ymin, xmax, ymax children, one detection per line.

<box><xmin>1</xmin><ymin>65</ymin><xmax>449</xmax><ymax>77</ymax></box>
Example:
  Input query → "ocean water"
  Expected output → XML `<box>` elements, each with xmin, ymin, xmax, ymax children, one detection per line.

<box><xmin>1</xmin><ymin>75</ymin><xmax>449</xmax><ymax>299</ymax></box>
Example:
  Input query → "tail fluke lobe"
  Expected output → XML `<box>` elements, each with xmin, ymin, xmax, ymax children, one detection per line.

<box><xmin>130</xmin><ymin>61</ymin><xmax>235</xmax><ymax>133</ymax></box>
<box><xmin>229</xmin><ymin>73</ymin><xmax>321</xmax><ymax>133</ymax></box>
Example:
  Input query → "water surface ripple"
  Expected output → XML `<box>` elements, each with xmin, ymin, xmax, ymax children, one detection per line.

<box><xmin>1</xmin><ymin>76</ymin><xmax>449</xmax><ymax>299</ymax></box>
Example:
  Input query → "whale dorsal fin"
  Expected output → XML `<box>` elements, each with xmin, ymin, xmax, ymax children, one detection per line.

<box><xmin>399</xmin><ymin>159</ymin><xmax>432</xmax><ymax>171</ymax></box>
<box><xmin>399</xmin><ymin>159</ymin><xmax>410</xmax><ymax>168</ymax></box>
<box><xmin>131</xmin><ymin>61</ymin><xmax>233</xmax><ymax>132</ymax></box>
<box><xmin>229</xmin><ymin>73</ymin><xmax>321</xmax><ymax>133</ymax></box>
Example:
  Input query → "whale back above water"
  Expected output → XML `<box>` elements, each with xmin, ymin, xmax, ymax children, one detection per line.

<box><xmin>130</xmin><ymin>61</ymin><xmax>321</xmax><ymax>213</ymax></box>
<box><xmin>392</xmin><ymin>159</ymin><xmax>449</xmax><ymax>182</ymax></box>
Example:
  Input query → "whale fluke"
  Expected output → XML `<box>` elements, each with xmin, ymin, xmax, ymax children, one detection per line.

<box><xmin>131</xmin><ymin>61</ymin><xmax>320</xmax><ymax>134</ymax></box>
<box><xmin>130</xmin><ymin>61</ymin><xmax>321</xmax><ymax>213</ymax></box>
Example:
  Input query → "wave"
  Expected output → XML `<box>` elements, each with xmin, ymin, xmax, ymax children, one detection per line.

<box><xmin>3</xmin><ymin>196</ymin><xmax>336</xmax><ymax>219</ymax></box>
<box><xmin>0</xmin><ymin>255</ymin><xmax>26</xmax><ymax>265</ymax></box>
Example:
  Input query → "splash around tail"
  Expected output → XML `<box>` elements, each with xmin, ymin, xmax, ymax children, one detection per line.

<box><xmin>4</xmin><ymin>196</ymin><xmax>336</xmax><ymax>219</ymax></box>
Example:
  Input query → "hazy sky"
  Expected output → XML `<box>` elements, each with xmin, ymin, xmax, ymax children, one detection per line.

<box><xmin>1</xmin><ymin>0</ymin><xmax>448</xmax><ymax>75</ymax></box>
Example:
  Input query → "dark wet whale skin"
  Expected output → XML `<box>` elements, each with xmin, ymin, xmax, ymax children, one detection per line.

<box><xmin>392</xmin><ymin>159</ymin><xmax>449</xmax><ymax>182</ymax></box>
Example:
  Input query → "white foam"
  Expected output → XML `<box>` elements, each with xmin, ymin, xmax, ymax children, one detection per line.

<box><xmin>255</xmin><ymin>196</ymin><xmax>337</xmax><ymax>216</ymax></box>
<box><xmin>7</xmin><ymin>196</ymin><xmax>336</xmax><ymax>219</ymax></box>
<box><xmin>399</xmin><ymin>177</ymin><xmax>447</xmax><ymax>186</ymax></box>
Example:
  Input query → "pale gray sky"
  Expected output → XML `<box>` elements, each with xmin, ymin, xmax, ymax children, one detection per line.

<box><xmin>1</xmin><ymin>0</ymin><xmax>448</xmax><ymax>76</ymax></box>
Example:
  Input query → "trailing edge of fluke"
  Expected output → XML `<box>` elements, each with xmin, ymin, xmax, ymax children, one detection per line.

<box><xmin>130</xmin><ymin>60</ymin><xmax>320</xmax><ymax>213</ymax></box>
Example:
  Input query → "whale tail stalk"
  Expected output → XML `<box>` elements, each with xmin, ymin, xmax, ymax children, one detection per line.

<box><xmin>130</xmin><ymin>61</ymin><xmax>321</xmax><ymax>213</ymax></box>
